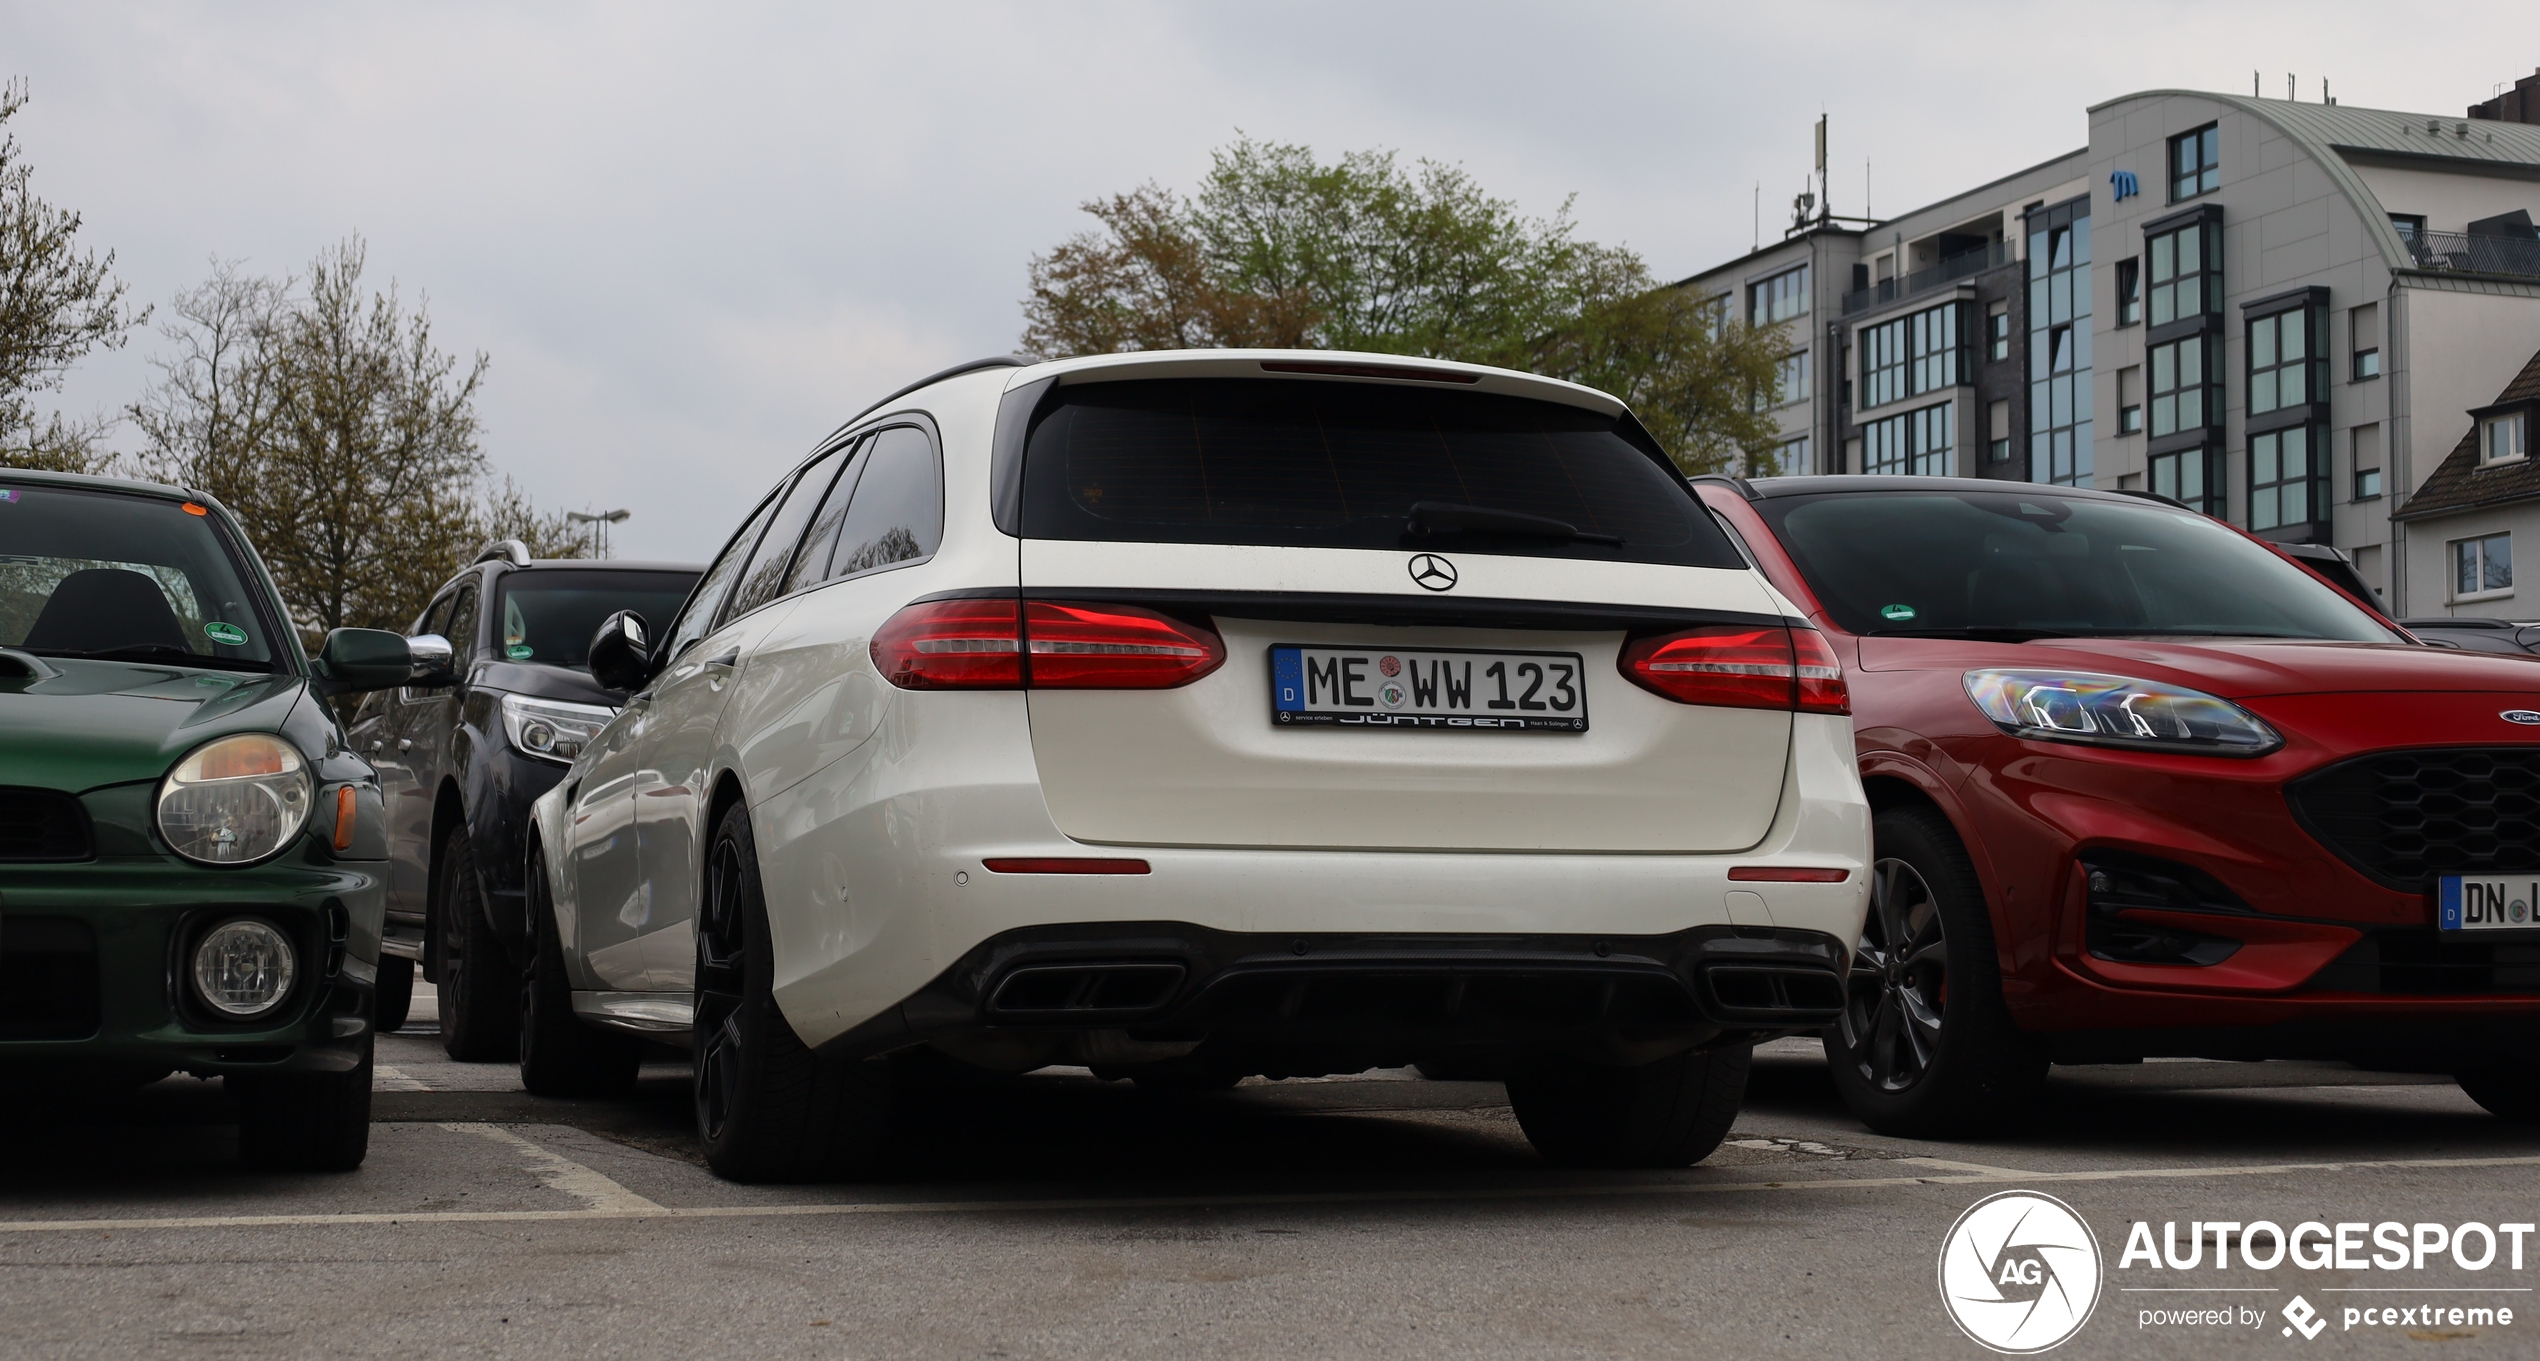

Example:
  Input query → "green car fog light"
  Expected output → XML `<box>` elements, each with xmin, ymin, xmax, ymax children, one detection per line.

<box><xmin>191</xmin><ymin>918</ymin><xmax>298</xmax><ymax>1018</ymax></box>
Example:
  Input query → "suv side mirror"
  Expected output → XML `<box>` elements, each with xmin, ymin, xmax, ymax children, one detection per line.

<box><xmin>403</xmin><ymin>633</ymin><xmax>456</xmax><ymax>686</ymax></box>
<box><xmin>315</xmin><ymin>628</ymin><xmax>415</xmax><ymax>694</ymax></box>
<box><xmin>586</xmin><ymin>610</ymin><xmax>655</xmax><ymax>693</ymax></box>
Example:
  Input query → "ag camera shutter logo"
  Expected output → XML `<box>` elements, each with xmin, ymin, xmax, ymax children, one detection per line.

<box><xmin>1939</xmin><ymin>1191</ymin><xmax>2104</xmax><ymax>1353</ymax></box>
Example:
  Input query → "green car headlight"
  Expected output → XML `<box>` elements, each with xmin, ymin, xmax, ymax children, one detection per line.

<box><xmin>157</xmin><ymin>733</ymin><xmax>315</xmax><ymax>865</ymax></box>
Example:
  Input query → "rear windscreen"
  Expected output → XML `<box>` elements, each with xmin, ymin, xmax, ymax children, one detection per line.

<box><xmin>1019</xmin><ymin>378</ymin><xmax>1742</xmax><ymax>569</ymax></box>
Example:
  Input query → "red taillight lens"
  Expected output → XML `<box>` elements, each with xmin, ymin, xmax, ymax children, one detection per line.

<box><xmin>871</xmin><ymin>598</ymin><xmax>1023</xmax><ymax>689</ymax></box>
<box><xmin>1024</xmin><ymin>601</ymin><xmax>1225</xmax><ymax>689</ymax></box>
<box><xmin>1619</xmin><ymin>624</ymin><xmax>1849</xmax><ymax>714</ymax></box>
<box><xmin>1792</xmin><ymin>627</ymin><xmax>1850</xmax><ymax>715</ymax></box>
<box><xmin>871</xmin><ymin>599</ymin><xmax>1225</xmax><ymax>690</ymax></box>
<box><xmin>1619</xmin><ymin>625</ymin><xmax>1797</xmax><ymax>710</ymax></box>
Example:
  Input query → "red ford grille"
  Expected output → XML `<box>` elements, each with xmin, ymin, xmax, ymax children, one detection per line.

<box><xmin>0</xmin><ymin>787</ymin><xmax>92</xmax><ymax>862</ymax></box>
<box><xmin>2286</xmin><ymin>748</ymin><xmax>2540</xmax><ymax>891</ymax></box>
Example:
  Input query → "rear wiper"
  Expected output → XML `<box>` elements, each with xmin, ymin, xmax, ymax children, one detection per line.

<box><xmin>1406</xmin><ymin>501</ymin><xmax>1621</xmax><ymax>546</ymax></box>
<box><xmin>1866</xmin><ymin>626</ymin><xmax>2088</xmax><ymax>642</ymax></box>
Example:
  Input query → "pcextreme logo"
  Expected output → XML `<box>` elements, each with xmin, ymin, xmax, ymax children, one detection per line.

<box><xmin>1939</xmin><ymin>1191</ymin><xmax>2105</xmax><ymax>1353</ymax></box>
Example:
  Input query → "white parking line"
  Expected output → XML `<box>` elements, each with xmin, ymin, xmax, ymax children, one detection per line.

<box><xmin>5</xmin><ymin>1150</ymin><xmax>2539</xmax><ymax>1237</ymax></box>
<box><xmin>440</xmin><ymin>1123</ymin><xmax>663</xmax><ymax>1213</ymax></box>
<box><xmin>373</xmin><ymin>1066</ymin><xmax>431</xmax><ymax>1092</ymax></box>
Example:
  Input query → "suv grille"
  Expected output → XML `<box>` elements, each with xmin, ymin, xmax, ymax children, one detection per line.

<box><xmin>2286</xmin><ymin>747</ymin><xmax>2540</xmax><ymax>890</ymax></box>
<box><xmin>0</xmin><ymin>787</ymin><xmax>92</xmax><ymax>862</ymax></box>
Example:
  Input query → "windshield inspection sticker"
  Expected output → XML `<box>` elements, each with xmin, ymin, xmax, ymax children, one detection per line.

<box><xmin>1881</xmin><ymin>603</ymin><xmax>1917</xmax><ymax>622</ymax></box>
<box><xmin>507</xmin><ymin>643</ymin><xmax>534</xmax><ymax>660</ymax></box>
<box><xmin>203</xmin><ymin>621</ymin><xmax>248</xmax><ymax>646</ymax></box>
<box><xmin>0</xmin><ymin>488</ymin><xmax>19</xmax><ymax>503</ymax></box>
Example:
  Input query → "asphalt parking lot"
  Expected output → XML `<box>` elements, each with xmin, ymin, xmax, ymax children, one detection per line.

<box><xmin>3</xmin><ymin>985</ymin><xmax>2535</xmax><ymax>1359</ymax></box>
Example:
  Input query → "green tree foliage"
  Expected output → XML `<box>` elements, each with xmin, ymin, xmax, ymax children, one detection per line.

<box><xmin>0</xmin><ymin>81</ymin><xmax>143</xmax><ymax>473</ymax></box>
<box><xmin>1022</xmin><ymin>135</ymin><xmax>1787</xmax><ymax>472</ymax></box>
<box><xmin>130</xmin><ymin>240</ymin><xmax>582</xmax><ymax>641</ymax></box>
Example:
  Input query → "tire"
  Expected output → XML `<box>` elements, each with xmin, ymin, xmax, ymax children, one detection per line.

<box><xmin>519</xmin><ymin>847</ymin><xmax>642</xmax><ymax>1098</ymax></box>
<box><xmin>437</xmin><ymin>827</ymin><xmax>520</xmax><ymax>1062</ymax></box>
<box><xmin>1506</xmin><ymin>1044</ymin><xmax>1750</xmax><ymax>1168</ymax></box>
<box><xmin>235</xmin><ymin>1036</ymin><xmax>373</xmax><ymax>1171</ymax></box>
<box><xmin>693</xmin><ymin>802</ymin><xmax>895</xmax><ymax>1182</ymax></box>
<box><xmin>374</xmin><ymin>955</ymin><xmax>415</xmax><ymax>1033</ymax></box>
<box><xmin>1822</xmin><ymin>804</ymin><xmax>2047</xmax><ymax>1138</ymax></box>
<box><xmin>2456</xmin><ymin>1067</ymin><xmax>2540</xmax><ymax>1123</ymax></box>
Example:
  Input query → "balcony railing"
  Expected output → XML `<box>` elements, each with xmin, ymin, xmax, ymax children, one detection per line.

<box><xmin>2398</xmin><ymin>230</ymin><xmax>2540</xmax><ymax>281</ymax></box>
<box><xmin>1840</xmin><ymin>241</ymin><xmax>2013</xmax><ymax>316</ymax></box>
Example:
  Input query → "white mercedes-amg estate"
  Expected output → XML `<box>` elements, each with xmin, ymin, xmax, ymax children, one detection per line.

<box><xmin>523</xmin><ymin>350</ymin><xmax>1871</xmax><ymax>1181</ymax></box>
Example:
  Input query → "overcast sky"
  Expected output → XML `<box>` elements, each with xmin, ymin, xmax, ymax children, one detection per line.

<box><xmin>10</xmin><ymin>2</ymin><xmax>2530</xmax><ymax>559</ymax></box>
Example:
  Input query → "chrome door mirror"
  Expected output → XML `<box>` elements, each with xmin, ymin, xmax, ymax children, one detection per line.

<box><xmin>404</xmin><ymin>633</ymin><xmax>456</xmax><ymax>686</ymax></box>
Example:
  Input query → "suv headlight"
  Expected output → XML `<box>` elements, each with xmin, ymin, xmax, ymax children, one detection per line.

<box><xmin>157</xmin><ymin>733</ymin><xmax>315</xmax><ymax>865</ymax></box>
<box><xmin>1963</xmin><ymin>669</ymin><xmax>2282</xmax><ymax>757</ymax></box>
<box><xmin>501</xmin><ymin>694</ymin><xmax>617</xmax><ymax>765</ymax></box>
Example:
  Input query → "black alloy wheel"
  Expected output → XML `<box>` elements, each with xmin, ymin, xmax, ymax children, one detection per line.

<box><xmin>1840</xmin><ymin>857</ymin><xmax>1948</xmax><ymax>1094</ymax></box>
<box><xmin>691</xmin><ymin>802</ymin><xmax>895</xmax><ymax>1182</ymax></box>
<box><xmin>437</xmin><ymin>827</ymin><xmax>521</xmax><ymax>1062</ymax></box>
<box><xmin>518</xmin><ymin>848</ymin><xmax>642</xmax><ymax>1097</ymax></box>
<box><xmin>1820</xmin><ymin>805</ymin><xmax>2046</xmax><ymax>1138</ymax></box>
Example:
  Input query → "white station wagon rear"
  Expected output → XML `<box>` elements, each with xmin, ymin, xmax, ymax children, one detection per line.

<box><xmin>525</xmin><ymin>350</ymin><xmax>1872</xmax><ymax>1180</ymax></box>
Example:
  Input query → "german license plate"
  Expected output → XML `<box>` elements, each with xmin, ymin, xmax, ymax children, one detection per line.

<box><xmin>2439</xmin><ymin>874</ymin><xmax>2540</xmax><ymax>933</ymax></box>
<box><xmin>1269</xmin><ymin>645</ymin><xmax>1587</xmax><ymax>732</ymax></box>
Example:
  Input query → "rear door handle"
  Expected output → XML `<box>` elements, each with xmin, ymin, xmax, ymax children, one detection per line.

<box><xmin>703</xmin><ymin>648</ymin><xmax>740</xmax><ymax>668</ymax></box>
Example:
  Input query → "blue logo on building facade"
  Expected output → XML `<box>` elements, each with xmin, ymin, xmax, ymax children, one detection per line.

<box><xmin>2110</xmin><ymin>169</ymin><xmax>2139</xmax><ymax>201</ymax></box>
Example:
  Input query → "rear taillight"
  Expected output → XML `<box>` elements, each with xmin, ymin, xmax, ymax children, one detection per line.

<box><xmin>871</xmin><ymin>598</ymin><xmax>1225</xmax><ymax>691</ymax></box>
<box><xmin>1024</xmin><ymin>601</ymin><xmax>1226</xmax><ymax>688</ymax></box>
<box><xmin>1619</xmin><ymin>624</ymin><xmax>1849</xmax><ymax>715</ymax></box>
<box><xmin>871</xmin><ymin>598</ymin><xmax>1024</xmax><ymax>689</ymax></box>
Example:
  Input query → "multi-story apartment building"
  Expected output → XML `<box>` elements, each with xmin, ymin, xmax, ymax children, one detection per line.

<box><xmin>1674</xmin><ymin>80</ymin><xmax>2540</xmax><ymax>618</ymax></box>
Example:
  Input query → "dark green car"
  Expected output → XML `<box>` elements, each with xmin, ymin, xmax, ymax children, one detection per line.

<box><xmin>1</xmin><ymin>468</ymin><xmax>422</xmax><ymax>1170</ymax></box>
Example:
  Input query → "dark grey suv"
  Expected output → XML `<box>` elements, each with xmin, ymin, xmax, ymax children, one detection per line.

<box><xmin>344</xmin><ymin>542</ymin><xmax>699</xmax><ymax>1058</ymax></box>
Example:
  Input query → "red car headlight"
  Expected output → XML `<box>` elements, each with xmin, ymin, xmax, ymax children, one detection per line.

<box><xmin>1963</xmin><ymin>669</ymin><xmax>2282</xmax><ymax>757</ymax></box>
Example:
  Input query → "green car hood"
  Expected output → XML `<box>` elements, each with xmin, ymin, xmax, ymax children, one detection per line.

<box><xmin>0</xmin><ymin>658</ymin><xmax>312</xmax><ymax>793</ymax></box>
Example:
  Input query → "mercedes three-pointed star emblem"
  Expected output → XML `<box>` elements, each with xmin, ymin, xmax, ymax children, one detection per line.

<box><xmin>1407</xmin><ymin>553</ymin><xmax>1458</xmax><ymax>592</ymax></box>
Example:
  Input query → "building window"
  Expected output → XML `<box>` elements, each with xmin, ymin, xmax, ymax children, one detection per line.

<box><xmin>1863</xmin><ymin>402</ymin><xmax>1954</xmax><ymax>477</ymax></box>
<box><xmin>2249</xmin><ymin>424</ymin><xmax>2325</xmax><ymax>533</ymax></box>
<box><xmin>2147</xmin><ymin>334</ymin><xmax>2216</xmax><ymax>438</ymax></box>
<box><xmin>1857</xmin><ymin>302</ymin><xmax>1962</xmax><ymax>410</ymax></box>
<box><xmin>2149</xmin><ymin>446</ymin><xmax>2224</xmax><ymax>516</ymax></box>
<box><xmin>2247</xmin><ymin>301</ymin><xmax>2324</xmax><ymax>417</ymax></box>
<box><xmin>2352</xmin><ymin>424</ymin><xmax>2382</xmax><ymax>501</ymax></box>
<box><xmin>2390</xmin><ymin>214</ymin><xmax>2427</xmax><ymax>242</ymax></box>
<box><xmin>1697</xmin><ymin>294</ymin><xmax>1732</xmax><ymax>339</ymax></box>
<box><xmin>2115</xmin><ymin>258</ymin><xmax>2141</xmax><ymax>326</ymax></box>
<box><xmin>2170</xmin><ymin>123</ymin><xmax>2220</xmax><ymax>200</ymax></box>
<box><xmin>2453</xmin><ymin>533</ymin><xmax>2513</xmax><ymax>599</ymax></box>
<box><xmin>1749</xmin><ymin>265</ymin><xmax>1809</xmax><ymax>328</ymax></box>
<box><xmin>1754</xmin><ymin>435</ymin><xmax>1809</xmax><ymax>478</ymax></box>
<box><xmin>2027</xmin><ymin>197</ymin><xmax>2092</xmax><ymax>487</ymax></box>
<box><xmin>2481</xmin><ymin>411</ymin><xmax>2528</xmax><ymax>466</ymax></box>
<box><xmin>1758</xmin><ymin>349</ymin><xmax>1810</xmax><ymax>410</ymax></box>
<box><xmin>2116</xmin><ymin>364</ymin><xmax>2142</xmax><ymax>434</ymax></box>
<box><xmin>1987</xmin><ymin>301</ymin><xmax>2009</xmax><ymax>361</ymax></box>
<box><xmin>1987</xmin><ymin>399</ymin><xmax>2011</xmax><ymax>462</ymax></box>
<box><xmin>2354</xmin><ymin>467</ymin><xmax>2382</xmax><ymax>499</ymax></box>
<box><xmin>2350</xmin><ymin>302</ymin><xmax>2380</xmax><ymax>380</ymax></box>
<box><xmin>2145</xmin><ymin>218</ymin><xmax>2220</xmax><ymax>327</ymax></box>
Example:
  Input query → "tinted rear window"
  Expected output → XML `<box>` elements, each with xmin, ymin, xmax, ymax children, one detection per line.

<box><xmin>1019</xmin><ymin>378</ymin><xmax>1741</xmax><ymax>568</ymax></box>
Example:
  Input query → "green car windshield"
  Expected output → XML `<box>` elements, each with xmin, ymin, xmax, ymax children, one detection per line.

<box><xmin>1755</xmin><ymin>489</ymin><xmax>2402</xmax><ymax>643</ymax></box>
<box><xmin>0</xmin><ymin>481</ymin><xmax>285</xmax><ymax>673</ymax></box>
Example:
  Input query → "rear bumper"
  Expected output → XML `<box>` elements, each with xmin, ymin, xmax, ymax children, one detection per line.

<box><xmin>817</xmin><ymin>921</ymin><xmax>1850</xmax><ymax>1073</ymax></box>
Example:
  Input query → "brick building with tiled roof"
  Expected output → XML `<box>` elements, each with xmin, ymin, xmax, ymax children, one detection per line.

<box><xmin>2395</xmin><ymin>345</ymin><xmax>2539</xmax><ymax>616</ymax></box>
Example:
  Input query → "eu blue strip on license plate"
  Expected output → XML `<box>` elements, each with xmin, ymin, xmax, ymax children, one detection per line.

<box><xmin>1269</xmin><ymin>645</ymin><xmax>1587</xmax><ymax>732</ymax></box>
<box><xmin>2439</xmin><ymin>874</ymin><xmax>2540</xmax><ymax>932</ymax></box>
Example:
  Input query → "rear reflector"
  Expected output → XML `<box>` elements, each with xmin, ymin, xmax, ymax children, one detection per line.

<box><xmin>982</xmin><ymin>857</ymin><xmax>1153</xmax><ymax>875</ymax></box>
<box><xmin>1727</xmin><ymin>866</ymin><xmax>1851</xmax><ymax>883</ymax></box>
<box><xmin>872</xmin><ymin>598</ymin><xmax>1224</xmax><ymax>691</ymax></box>
<box><xmin>1618</xmin><ymin>624</ymin><xmax>1849</xmax><ymax>714</ymax></box>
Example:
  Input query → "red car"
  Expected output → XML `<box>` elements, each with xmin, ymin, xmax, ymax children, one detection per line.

<box><xmin>1693</xmin><ymin>475</ymin><xmax>2540</xmax><ymax>1136</ymax></box>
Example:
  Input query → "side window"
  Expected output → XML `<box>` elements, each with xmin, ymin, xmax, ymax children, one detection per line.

<box><xmin>783</xmin><ymin>435</ymin><xmax>869</xmax><ymax>595</ymax></box>
<box><xmin>664</xmin><ymin>487</ymin><xmax>787</xmax><ymax>664</ymax></box>
<box><xmin>413</xmin><ymin>592</ymin><xmax>454</xmax><ymax>639</ymax></box>
<box><xmin>443</xmin><ymin>583</ymin><xmax>480</xmax><ymax>668</ymax></box>
<box><xmin>724</xmin><ymin>445</ymin><xmax>856</xmax><ymax>622</ymax></box>
<box><xmin>822</xmin><ymin>426</ymin><xmax>943</xmax><ymax>582</ymax></box>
